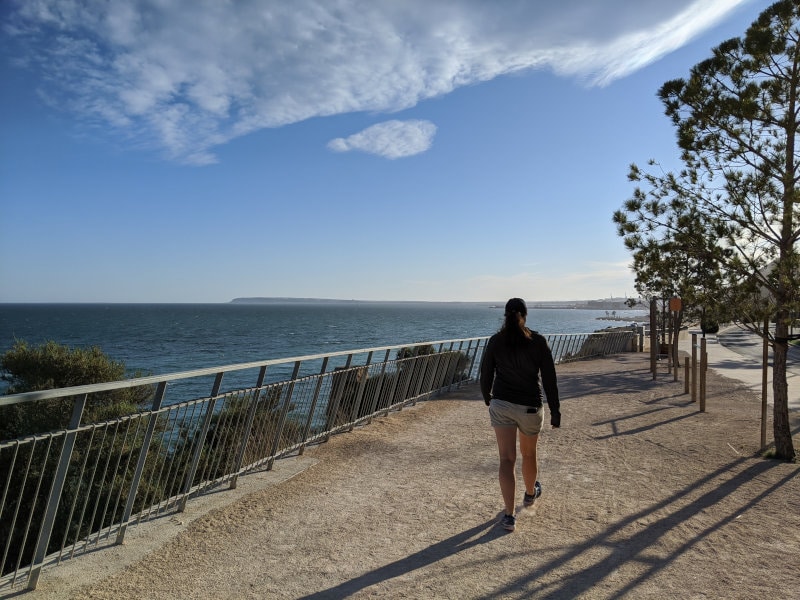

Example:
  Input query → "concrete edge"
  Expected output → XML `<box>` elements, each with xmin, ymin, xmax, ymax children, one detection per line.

<box><xmin>20</xmin><ymin>453</ymin><xmax>319</xmax><ymax>600</ymax></box>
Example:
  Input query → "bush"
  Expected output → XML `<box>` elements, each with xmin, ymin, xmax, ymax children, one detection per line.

<box><xmin>323</xmin><ymin>345</ymin><xmax>471</xmax><ymax>429</ymax></box>
<box><xmin>0</xmin><ymin>340</ymin><xmax>153</xmax><ymax>439</ymax></box>
<box><xmin>0</xmin><ymin>340</ymin><xmax>154</xmax><ymax>577</ymax></box>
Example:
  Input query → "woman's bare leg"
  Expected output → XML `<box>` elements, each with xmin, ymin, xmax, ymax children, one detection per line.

<box><xmin>493</xmin><ymin>426</ymin><xmax>518</xmax><ymax>515</ymax></box>
<box><xmin>519</xmin><ymin>432</ymin><xmax>539</xmax><ymax>496</ymax></box>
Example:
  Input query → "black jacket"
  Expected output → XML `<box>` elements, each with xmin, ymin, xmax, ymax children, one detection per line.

<box><xmin>480</xmin><ymin>329</ymin><xmax>561</xmax><ymax>427</ymax></box>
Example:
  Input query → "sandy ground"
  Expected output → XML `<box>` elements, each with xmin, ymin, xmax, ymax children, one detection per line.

<box><xmin>23</xmin><ymin>353</ymin><xmax>800</xmax><ymax>600</ymax></box>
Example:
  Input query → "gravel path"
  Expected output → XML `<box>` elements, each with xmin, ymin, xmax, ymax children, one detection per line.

<box><xmin>27</xmin><ymin>353</ymin><xmax>800</xmax><ymax>599</ymax></box>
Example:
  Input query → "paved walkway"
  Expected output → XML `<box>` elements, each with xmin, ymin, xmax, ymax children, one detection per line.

<box><xmin>22</xmin><ymin>343</ymin><xmax>799</xmax><ymax>600</ymax></box>
<box><xmin>677</xmin><ymin>324</ymin><xmax>799</xmax><ymax>410</ymax></box>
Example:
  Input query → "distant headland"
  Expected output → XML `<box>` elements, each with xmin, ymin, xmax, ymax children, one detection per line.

<box><xmin>231</xmin><ymin>297</ymin><xmax>363</xmax><ymax>304</ymax></box>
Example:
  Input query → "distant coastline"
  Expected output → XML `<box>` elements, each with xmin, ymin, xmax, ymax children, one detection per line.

<box><xmin>230</xmin><ymin>297</ymin><xmax>642</xmax><ymax>311</ymax></box>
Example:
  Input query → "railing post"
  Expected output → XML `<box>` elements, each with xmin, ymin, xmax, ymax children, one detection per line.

<box><xmin>382</xmin><ymin>350</ymin><xmax>402</xmax><ymax>416</ymax></box>
<box><xmin>27</xmin><ymin>394</ymin><xmax>87</xmax><ymax>590</ymax></box>
<box><xmin>413</xmin><ymin>350</ymin><xmax>427</xmax><ymax>399</ymax></box>
<box><xmin>365</xmin><ymin>350</ymin><xmax>391</xmax><ymax>423</ymax></box>
<box><xmin>230</xmin><ymin>366</ymin><xmax>268</xmax><ymax>488</ymax></box>
<box><xmin>424</xmin><ymin>346</ymin><xmax>440</xmax><ymax>397</ymax></box>
<box><xmin>421</xmin><ymin>344</ymin><xmax>445</xmax><ymax>400</ymax></box>
<box><xmin>441</xmin><ymin>342</ymin><xmax>458</xmax><ymax>390</ymax></box>
<box><xmin>267</xmin><ymin>361</ymin><xmax>302</xmax><ymax>470</ymax></box>
<box><xmin>602</xmin><ymin>333</ymin><xmax>610</xmax><ymax>357</ymax></box>
<box><xmin>396</xmin><ymin>351</ymin><xmax>416</xmax><ymax>409</ymax></box>
<box><xmin>577</xmin><ymin>334</ymin><xmax>587</xmax><ymax>359</ymax></box>
<box><xmin>476</xmin><ymin>338</ymin><xmax>487</xmax><ymax>373</ymax></box>
<box><xmin>465</xmin><ymin>339</ymin><xmax>481</xmax><ymax>380</ymax></box>
<box><xmin>298</xmin><ymin>358</ymin><xmax>329</xmax><ymax>453</ymax></box>
<box><xmin>116</xmin><ymin>382</ymin><xmax>167</xmax><ymax>543</ymax></box>
<box><xmin>462</xmin><ymin>340</ymin><xmax>475</xmax><ymax>382</ymax></box>
<box><xmin>323</xmin><ymin>354</ymin><xmax>352</xmax><ymax>440</ymax></box>
<box><xmin>562</xmin><ymin>334</ymin><xmax>574</xmax><ymax>362</ymax></box>
<box><xmin>434</xmin><ymin>343</ymin><xmax>451</xmax><ymax>391</ymax></box>
<box><xmin>550</xmin><ymin>335</ymin><xmax>564</xmax><ymax>363</ymax></box>
<box><xmin>447</xmin><ymin>341</ymin><xmax>465</xmax><ymax>390</ymax></box>
<box><xmin>178</xmin><ymin>373</ymin><xmax>224</xmax><ymax>512</ymax></box>
<box><xmin>347</xmin><ymin>352</ymin><xmax>373</xmax><ymax>430</ymax></box>
<box><xmin>445</xmin><ymin>342</ymin><xmax>459</xmax><ymax>387</ymax></box>
<box><xmin>573</xmin><ymin>335</ymin><xmax>586</xmax><ymax>360</ymax></box>
<box><xmin>426</xmin><ymin>344</ymin><xmax>445</xmax><ymax>396</ymax></box>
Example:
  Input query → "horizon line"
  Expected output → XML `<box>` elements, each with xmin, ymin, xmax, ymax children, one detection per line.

<box><xmin>0</xmin><ymin>296</ymin><xmax>642</xmax><ymax>305</ymax></box>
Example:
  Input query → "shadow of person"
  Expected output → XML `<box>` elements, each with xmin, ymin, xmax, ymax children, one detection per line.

<box><xmin>298</xmin><ymin>517</ymin><xmax>503</xmax><ymax>599</ymax></box>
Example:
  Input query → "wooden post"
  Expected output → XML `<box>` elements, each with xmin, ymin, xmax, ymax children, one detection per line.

<box><xmin>684</xmin><ymin>357</ymin><xmax>690</xmax><ymax>394</ymax></box>
<box><xmin>669</xmin><ymin>299</ymin><xmax>682</xmax><ymax>383</ymax></box>
<box><xmin>650</xmin><ymin>299</ymin><xmax>658</xmax><ymax>379</ymax></box>
<box><xmin>761</xmin><ymin>316</ymin><xmax>769</xmax><ymax>449</ymax></box>
<box><xmin>671</xmin><ymin>313</ymin><xmax>678</xmax><ymax>382</ymax></box>
<box><xmin>691</xmin><ymin>333</ymin><xmax>698</xmax><ymax>403</ymax></box>
<box><xmin>666</xmin><ymin>309</ymin><xmax>674</xmax><ymax>372</ymax></box>
<box><xmin>699</xmin><ymin>338</ymin><xmax>707</xmax><ymax>412</ymax></box>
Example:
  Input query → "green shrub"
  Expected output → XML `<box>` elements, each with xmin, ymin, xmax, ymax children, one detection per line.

<box><xmin>324</xmin><ymin>345</ymin><xmax>471</xmax><ymax>428</ymax></box>
<box><xmin>0</xmin><ymin>340</ymin><xmax>154</xmax><ymax>577</ymax></box>
<box><xmin>1</xmin><ymin>340</ymin><xmax>153</xmax><ymax>439</ymax></box>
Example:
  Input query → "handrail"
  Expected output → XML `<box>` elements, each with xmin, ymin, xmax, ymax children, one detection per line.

<box><xmin>0</xmin><ymin>337</ymin><xmax>490</xmax><ymax>406</ymax></box>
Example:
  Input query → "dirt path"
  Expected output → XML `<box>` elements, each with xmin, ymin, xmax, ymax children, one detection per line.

<box><xmin>28</xmin><ymin>354</ymin><xmax>800</xmax><ymax>599</ymax></box>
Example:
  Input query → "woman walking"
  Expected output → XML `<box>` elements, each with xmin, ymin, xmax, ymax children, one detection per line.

<box><xmin>480</xmin><ymin>297</ymin><xmax>561</xmax><ymax>532</ymax></box>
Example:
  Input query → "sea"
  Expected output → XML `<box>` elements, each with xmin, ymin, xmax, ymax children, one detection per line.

<box><xmin>0</xmin><ymin>302</ymin><xmax>647</xmax><ymax>392</ymax></box>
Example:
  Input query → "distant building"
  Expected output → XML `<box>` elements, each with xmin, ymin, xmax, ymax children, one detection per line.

<box><xmin>584</xmin><ymin>298</ymin><xmax>634</xmax><ymax>310</ymax></box>
<box><xmin>528</xmin><ymin>298</ymin><xmax>642</xmax><ymax>311</ymax></box>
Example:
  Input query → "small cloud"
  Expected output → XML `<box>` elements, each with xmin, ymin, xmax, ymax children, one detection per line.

<box><xmin>328</xmin><ymin>119</ymin><xmax>437</xmax><ymax>159</ymax></box>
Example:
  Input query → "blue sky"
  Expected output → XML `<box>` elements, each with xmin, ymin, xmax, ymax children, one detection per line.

<box><xmin>0</xmin><ymin>0</ymin><xmax>771</xmax><ymax>303</ymax></box>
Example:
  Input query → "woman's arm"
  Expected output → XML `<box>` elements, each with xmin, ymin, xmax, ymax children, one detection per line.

<box><xmin>479</xmin><ymin>337</ymin><xmax>496</xmax><ymax>406</ymax></box>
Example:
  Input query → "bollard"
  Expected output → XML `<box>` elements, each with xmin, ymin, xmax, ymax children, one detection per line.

<box><xmin>691</xmin><ymin>333</ymin><xmax>698</xmax><ymax>403</ymax></box>
<box><xmin>761</xmin><ymin>317</ymin><xmax>769</xmax><ymax>449</ymax></box>
<box><xmin>673</xmin><ymin>346</ymin><xmax>679</xmax><ymax>382</ymax></box>
<box><xmin>684</xmin><ymin>357</ymin><xmax>690</xmax><ymax>394</ymax></box>
<box><xmin>699</xmin><ymin>338</ymin><xmax>707</xmax><ymax>412</ymax></box>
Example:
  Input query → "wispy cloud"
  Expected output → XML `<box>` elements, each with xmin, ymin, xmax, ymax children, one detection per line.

<box><xmin>328</xmin><ymin>120</ymin><xmax>436</xmax><ymax>159</ymax></box>
<box><xmin>3</xmin><ymin>0</ymin><xmax>747</xmax><ymax>164</ymax></box>
<box><xmin>404</xmin><ymin>262</ymin><xmax>637</xmax><ymax>302</ymax></box>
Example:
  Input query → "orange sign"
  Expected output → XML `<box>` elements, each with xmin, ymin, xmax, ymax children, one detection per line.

<box><xmin>669</xmin><ymin>297</ymin><xmax>682</xmax><ymax>312</ymax></box>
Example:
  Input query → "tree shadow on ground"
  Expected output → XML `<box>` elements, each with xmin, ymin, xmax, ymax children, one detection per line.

<box><xmin>557</xmin><ymin>358</ymin><xmax>689</xmax><ymax>400</ymax></box>
<box><xmin>591</xmin><ymin>407</ymin><xmax>698</xmax><ymax>440</ymax></box>
<box><xmin>297</xmin><ymin>518</ymin><xmax>504</xmax><ymax>599</ymax></box>
<box><xmin>492</xmin><ymin>458</ymin><xmax>797</xmax><ymax>599</ymax></box>
<box><xmin>298</xmin><ymin>458</ymin><xmax>795</xmax><ymax>599</ymax></box>
<box><xmin>708</xmin><ymin>358</ymin><xmax>766</xmax><ymax>373</ymax></box>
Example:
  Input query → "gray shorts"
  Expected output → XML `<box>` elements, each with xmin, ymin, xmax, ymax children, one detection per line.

<box><xmin>489</xmin><ymin>398</ymin><xmax>544</xmax><ymax>436</ymax></box>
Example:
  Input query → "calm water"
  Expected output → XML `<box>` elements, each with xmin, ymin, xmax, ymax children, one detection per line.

<box><xmin>0</xmin><ymin>302</ymin><xmax>646</xmax><ymax>379</ymax></box>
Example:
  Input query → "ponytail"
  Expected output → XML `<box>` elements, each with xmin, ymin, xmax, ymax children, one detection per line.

<box><xmin>499</xmin><ymin>297</ymin><xmax>531</xmax><ymax>344</ymax></box>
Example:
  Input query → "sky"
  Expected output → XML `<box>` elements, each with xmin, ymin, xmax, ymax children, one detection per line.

<box><xmin>0</xmin><ymin>0</ymin><xmax>773</xmax><ymax>304</ymax></box>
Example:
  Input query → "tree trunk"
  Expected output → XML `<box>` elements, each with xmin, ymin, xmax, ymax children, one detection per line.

<box><xmin>772</xmin><ymin>312</ymin><xmax>795</xmax><ymax>461</ymax></box>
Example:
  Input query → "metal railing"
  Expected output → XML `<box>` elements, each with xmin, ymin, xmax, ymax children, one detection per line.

<box><xmin>0</xmin><ymin>330</ymin><xmax>634</xmax><ymax>594</ymax></box>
